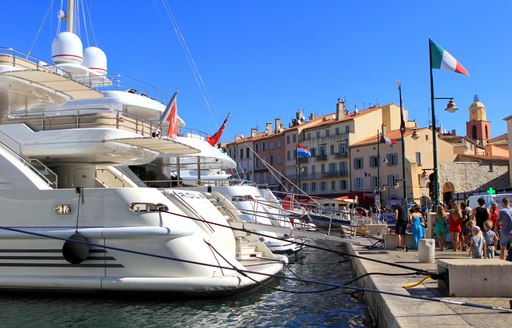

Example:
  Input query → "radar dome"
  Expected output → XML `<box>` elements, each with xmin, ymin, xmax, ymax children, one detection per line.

<box><xmin>52</xmin><ymin>32</ymin><xmax>83</xmax><ymax>64</ymax></box>
<box><xmin>83</xmin><ymin>46</ymin><xmax>107</xmax><ymax>75</ymax></box>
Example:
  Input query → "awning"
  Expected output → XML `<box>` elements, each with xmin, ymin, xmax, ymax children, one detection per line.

<box><xmin>113</xmin><ymin>137</ymin><xmax>201</xmax><ymax>155</ymax></box>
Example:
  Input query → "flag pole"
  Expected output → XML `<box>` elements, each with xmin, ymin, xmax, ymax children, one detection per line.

<box><xmin>376</xmin><ymin>129</ymin><xmax>381</xmax><ymax>208</ymax></box>
<box><xmin>429</xmin><ymin>38</ymin><xmax>439</xmax><ymax>210</ymax></box>
<box><xmin>397</xmin><ymin>81</ymin><xmax>407</xmax><ymax>205</ymax></box>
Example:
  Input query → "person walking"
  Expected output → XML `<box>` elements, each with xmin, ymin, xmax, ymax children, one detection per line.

<box><xmin>434</xmin><ymin>205</ymin><xmax>448</xmax><ymax>251</ymax></box>
<box><xmin>469</xmin><ymin>226</ymin><xmax>485</xmax><ymax>259</ymax></box>
<box><xmin>483</xmin><ymin>220</ymin><xmax>497</xmax><ymax>259</ymax></box>
<box><xmin>394</xmin><ymin>203</ymin><xmax>408</xmax><ymax>250</ymax></box>
<box><xmin>449</xmin><ymin>204</ymin><xmax>463</xmax><ymax>251</ymax></box>
<box><xmin>409</xmin><ymin>205</ymin><xmax>424</xmax><ymax>250</ymax></box>
<box><xmin>471</xmin><ymin>197</ymin><xmax>490</xmax><ymax>231</ymax></box>
<box><xmin>497</xmin><ymin>197</ymin><xmax>512</xmax><ymax>260</ymax></box>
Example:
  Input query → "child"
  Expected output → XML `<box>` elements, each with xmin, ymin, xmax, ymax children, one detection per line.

<box><xmin>469</xmin><ymin>226</ymin><xmax>485</xmax><ymax>259</ymax></box>
<box><xmin>483</xmin><ymin>220</ymin><xmax>498</xmax><ymax>259</ymax></box>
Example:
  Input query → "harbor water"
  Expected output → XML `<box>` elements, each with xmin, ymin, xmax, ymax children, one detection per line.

<box><xmin>0</xmin><ymin>241</ymin><xmax>373</xmax><ymax>327</ymax></box>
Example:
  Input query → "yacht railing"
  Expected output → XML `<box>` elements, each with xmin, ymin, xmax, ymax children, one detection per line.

<box><xmin>0</xmin><ymin>47</ymin><xmax>72</xmax><ymax>78</ymax></box>
<box><xmin>0</xmin><ymin>138</ymin><xmax>56</xmax><ymax>188</ymax></box>
<box><xmin>2</xmin><ymin>108</ymin><xmax>159</xmax><ymax>137</ymax></box>
<box><xmin>29</xmin><ymin>159</ymin><xmax>58</xmax><ymax>188</ymax></box>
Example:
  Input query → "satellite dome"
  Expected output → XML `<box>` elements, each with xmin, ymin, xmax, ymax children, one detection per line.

<box><xmin>52</xmin><ymin>32</ymin><xmax>83</xmax><ymax>64</ymax></box>
<box><xmin>83</xmin><ymin>46</ymin><xmax>107</xmax><ymax>75</ymax></box>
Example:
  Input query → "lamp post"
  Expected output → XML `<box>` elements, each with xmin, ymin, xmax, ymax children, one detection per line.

<box><xmin>428</xmin><ymin>96</ymin><xmax>458</xmax><ymax>209</ymax></box>
<box><xmin>397</xmin><ymin>81</ymin><xmax>407</xmax><ymax>207</ymax></box>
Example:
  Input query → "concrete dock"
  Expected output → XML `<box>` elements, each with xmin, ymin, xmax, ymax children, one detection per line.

<box><xmin>346</xmin><ymin>237</ymin><xmax>512</xmax><ymax>328</ymax></box>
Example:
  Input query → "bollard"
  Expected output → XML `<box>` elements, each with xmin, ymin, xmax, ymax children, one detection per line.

<box><xmin>418</xmin><ymin>239</ymin><xmax>435</xmax><ymax>263</ymax></box>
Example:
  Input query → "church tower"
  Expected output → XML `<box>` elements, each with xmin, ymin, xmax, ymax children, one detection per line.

<box><xmin>466</xmin><ymin>95</ymin><xmax>491</xmax><ymax>146</ymax></box>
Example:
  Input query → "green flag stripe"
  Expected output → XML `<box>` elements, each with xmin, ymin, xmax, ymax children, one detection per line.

<box><xmin>430</xmin><ymin>40</ymin><xmax>444</xmax><ymax>69</ymax></box>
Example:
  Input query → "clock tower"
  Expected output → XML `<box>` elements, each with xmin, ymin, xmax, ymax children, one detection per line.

<box><xmin>466</xmin><ymin>95</ymin><xmax>491</xmax><ymax>146</ymax></box>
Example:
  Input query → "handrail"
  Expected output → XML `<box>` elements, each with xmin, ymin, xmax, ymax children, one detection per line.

<box><xmin>29</xmin><ymin>159</ymin><xmax>58</xmax><ymax>188</ymax></box>
<box><xmin>0</xmin><ymin>135</ymin><xmax>55</xmax><ymax>188</ymax></box>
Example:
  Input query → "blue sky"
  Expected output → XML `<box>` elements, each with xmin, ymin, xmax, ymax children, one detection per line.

<box><xmin>2</xmin><ymin>1</ymin><xmax>510</xmax><ymax>141</ymax></box>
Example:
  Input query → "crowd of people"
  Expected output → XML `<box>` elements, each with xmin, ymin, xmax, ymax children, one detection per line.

<box><xmin>392</xmin><ymin>197</ymin><xmax>512</xmax><ymax>260</ymax></box>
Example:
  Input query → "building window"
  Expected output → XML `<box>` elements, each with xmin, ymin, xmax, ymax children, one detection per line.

<box><xmin>307</xmin><ymin>133</ymin><xmax>311</xmax><ymax>140</ymax></box>
<box><xmin>371</xmin><ymin>176</ymin><xmax>378</xmax><ymax>189</ymax></box>
<box><xmin>293</xmin><ymin>134</ymin><xmax>297</xmax><ymax>143</ymax></box>
<box><xmin>316</xmin><ymin>131</ymin><xmax>320</xmax><ymax>139</ymax></box>
<box><xmin>330</xmin><ymin>145</ymin><xmax>335</xmax><ymax>154</ymax></box>
<box><xmin>331</xmin><ymin>180</ymin><xmax>336</xmax><ymax>191</ymax></box>
<box><xmin>387</xmin><ymin>153</ymin><xmax>398</xmax><ymax>166</ymax></box>
<box><xmin>325</xmin><ymin>129</ymin><xmax>330</xmax><ymax>137</ymax></box>
<box><xmin>246</xmin><ymin>147</ymin><xmax>250</xmax><ymax>158</ymax></box>
<box><xmin>415</xmin><ymin>152</ymin><xmax>422</xmax><ymax>166</ymax></box>
<box><xmin>311</xmin><ymin>182</ymin><xmax>317</xmax><ymax>192</ymax></box>
<box><xmin>335</xmin><ymin>127</ymin><xmax>340</xmax><ymax>135</ymax></box>
<box><xmin>310</xmin><ymin>148</ymin><xmax>317</xmax><ymax>157</ymax></box>
<box><xmin>270</xmin><ymin>155</ymin><xmax>274</xmax><ymax>165</ymax></box>
<box><xmin>339</xmin><ymin>162</ymin><xmax>348</xmax><ymax>176</ymax></box>
<box><xmin>302</xmin><ymin>183</ymin><xmax>307</xmax><ymax>192</ymax></box>
<box><xmin>311</xmin><ymin>165</ymin><xmax>316</xmax><ymax>175</ymax></box>
<box><xmin>354</xmin><ymin>157</ymin><xmax>364</xmax><ymax>169</ymax></box>
<box><xmin>369</xmin><ymin>155</ymin><xmax>378</xmax><ymax>168</ymax></box>
<box><xmin>277</xmin><ymin>155</ymin><xmax>282</xmax><ymax>165</ymax></box>
<box><xmin>329</xmin><ymin>163</ymin><xmax>337</xmax><ymax>176</ymax></box>
<box><xmin>320</xmin><ymin>181</ymin><xmax>326</xmax><ymax>191</ymax></box>
<box><xmin>269</xmin><ymin>142</ymin><xmax>274</xmax><ymax>150</ymax></box>
<box><xmin>345</xmin><ymin>125</ymin><xmax>350</xmax><ymax>133</ymax></box>
<box><xmin>277</xmin><ymin>140</ymin><xmax>282</xmax><ymax>149</ymax></box>
<box><xmin>287</xmin><ymin>151</ymin><xmax>290</xmax><ymax>161</ymax></box>
<box><xmin>286</xmin><ymin>135</ymin><xmax>290</xmax><ymax>144</ymax></box>
<box><xmin>355</xmin><ymin>177</ymin><xmax>363</xmax><ymax>190</ymax></box>
<box><xmin>240</xmin><ymin>149</ymin><xmax>244</xmax><ymax>159</ymax></box>
<box><xmin>340</xmin><ymin>180</ymin><xmax>347</xmax><ymax>190</ymax></box>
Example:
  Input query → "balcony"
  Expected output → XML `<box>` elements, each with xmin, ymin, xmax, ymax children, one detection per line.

<box><xmin>335</xmin><ymin>152</ymin><xmax>348</xmax><ymax>159</ymax></box>
<box><xmin>298</xmin><ymin>157</ymin><xmax>309</xmax><ymax>164</ymax></box>
<box><xmin>316</xmin><ymin>154</ymin><xmax>328</xmax><ymax>161</ymax></box>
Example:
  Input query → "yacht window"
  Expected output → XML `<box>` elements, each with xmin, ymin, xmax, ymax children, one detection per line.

<box><xmin>129</xmin><ymin>203</ymin><xmax>169</xmax><ymax>212</ymax></box>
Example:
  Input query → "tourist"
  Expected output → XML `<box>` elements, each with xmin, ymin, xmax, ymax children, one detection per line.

<box><xmin>483</xmin><ymin>220</ymin><xmax>497</xmax><ymax>259</ymax></box>
<box><xmin>468</xmin><ymin>226</ymin><xmax>485</xmax><ymax>259</ymax></box>
<box><xmin>471</xmin><ymin>197</ymin><xmax>490</xmax><ymax>231</ymax></box>
<box><xmin>460</xmin><ymin>202</ymin><xmax>470</xmax><ymax>251</ymax></box>
<box><xmin>434</xmin><ymin>205</ymin><xmax>448</xmax><ymax>251</ymax></box>
<box><xmin>409</xmin><ymin>205</ymin><xmax>424</xmax><ymax>250</ymax></box>
<box><xmin>449</xmin><ymin>204</ymin><xmax>463</xmax><ymax>251</ymax></box>
<box><xmin>497</xmin><ymin>197</ymin><xmax>512</xmax><ymax>260</ymax></box>
<box><xmin>489</xmin><ymin>202</ymin><xmax>499</xmax><ymax>228</ymax></box>
<box><xmin>394</xmin><ymin>203</ymin><xmax>408</xmax><ymax>250</ymax></box>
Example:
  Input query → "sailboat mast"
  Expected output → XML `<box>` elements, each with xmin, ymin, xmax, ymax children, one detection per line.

<box><xmin>67</xmin><ymin>0</ymin><xmax>74</xmax><ymax>33</ymax></box>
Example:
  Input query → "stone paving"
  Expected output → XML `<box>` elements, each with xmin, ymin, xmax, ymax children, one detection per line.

<box><xmin>346</xmin><ymin>238</ymin><xmax>512</xmax><ymax>328</ymax></box>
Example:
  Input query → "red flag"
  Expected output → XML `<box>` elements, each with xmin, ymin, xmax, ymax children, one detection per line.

<box><xmin>206</xmin><ymin>113</ymin><xmax>230</xmax><ymax>146</ymax></box>
<box><xmin>159</xmin><ymin>92</ymin><xmax>178</xmax><ymax>138</ymax></box>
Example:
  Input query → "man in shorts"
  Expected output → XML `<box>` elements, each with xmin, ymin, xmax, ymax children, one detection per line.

<box><xmin>497</xmin><ymin>197</ymin><xmax>512</xmax><ymax>260</ymax></box>
<box><xmin>395</xmin><ymin>202</ymin><xmax>408</xmax><ymax>249</ymax></box>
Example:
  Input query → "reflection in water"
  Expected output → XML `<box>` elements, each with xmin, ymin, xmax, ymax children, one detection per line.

<box><xmin>0</xmin><ymin>241</ymin><xmax>373</xmax><ymax>327</ymax></box>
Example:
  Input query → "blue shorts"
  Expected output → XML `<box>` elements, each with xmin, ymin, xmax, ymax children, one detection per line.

<box><xmin>499</xmin><ymin>234</ymin><xmax>512</xmax><ymax>248</ymax></box>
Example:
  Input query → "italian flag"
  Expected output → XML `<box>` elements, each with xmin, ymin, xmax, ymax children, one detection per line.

<box><xmin>430</xmin><ymin>39</ymin><xmax>469</xmax><ymax>77</ymax></box>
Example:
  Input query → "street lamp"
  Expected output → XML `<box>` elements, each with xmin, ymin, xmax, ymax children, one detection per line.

<box><xmin>429</xmin><ymin>96</ymin><xmax>457</xmax><ymax>209</ymax></box>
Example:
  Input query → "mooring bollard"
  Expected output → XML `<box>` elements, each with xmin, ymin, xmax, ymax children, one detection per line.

<box><xmin>418</xmin><ymin>239</ymin><xmax>435</xmax><ymax>263</ymax></box>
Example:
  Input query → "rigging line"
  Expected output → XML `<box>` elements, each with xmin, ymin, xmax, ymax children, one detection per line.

<box><xmin>160</xmin><ymin>0</ymin><xmax>219</xmax><ymax>125</ymax></box>
<box><xmin>83</xmin><ymin>0</ymin><xmax>97</xmax><ymax>46</ymax></box>
<box><xmin>2</xmin><ymin>225</ymin><xmax>511</xmax><ymax>312</ymax></box>
<box><xmin>27</xmin><ymin>0</ymin><xmax>56</xmax><ymax>58</ymax></box>
<box><xmin>204</xmin><ymin>239</ymin><xmax>340</xmax><ymax>294</ymax></box>
<box><xmin>162</xmin><ymin>209</ymin><xmax>433</xmax><ymax>275</ymax></box>
<box><xmin>79</xmin><ymin>0</ymin><xmax>89</xmax><ymax>46</ymax></box>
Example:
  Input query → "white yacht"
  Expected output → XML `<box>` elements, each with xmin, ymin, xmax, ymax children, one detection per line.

<box><xmin>0</xmin><ymin>1</ymin><xmax>286</xmax><ymax>294</ymax></box>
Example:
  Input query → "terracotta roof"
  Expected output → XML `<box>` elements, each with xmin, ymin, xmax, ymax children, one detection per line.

<box><xmin>351</xmin><ymin>128</ymin><xmax>430</xmax><ymax>147</ymax></box>
<box><xmin>456</xmin><ymin>154</ymin><xmax>509</xmax><ymax>161</ymax></box>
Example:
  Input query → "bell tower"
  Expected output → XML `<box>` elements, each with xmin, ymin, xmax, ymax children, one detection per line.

<box><xmin>466</xmin><ymin>95</ymin><xmax>491</xmax><ymax>146</ymax></box>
